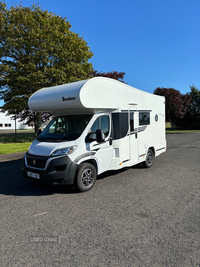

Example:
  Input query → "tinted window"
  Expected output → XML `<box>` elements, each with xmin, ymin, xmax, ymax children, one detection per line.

<box><xmin>139</xmin><ymin>112</ymin><xmax>150</xmax><ymax>125</ymax></box>
<box><xmin>112</xmin><ymin>112</ymin><xmax>129</xmax><ymax>140</ymax></box>
<box><xmin>129</xmin><ymin>113</ymin><xmax>134</xmax><ymax>132</ymax></box>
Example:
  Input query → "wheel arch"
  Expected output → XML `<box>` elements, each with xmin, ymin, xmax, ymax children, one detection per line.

<box><xmin>148</xmin><ymin>146</ymin><xmax>155</xmax><ymax>156</ymax></box>
<box><xmin>142</xmin><ymin>146</ymin><xmax>155</xmax><ymax>168</ymax></box>
<box><xmin>77</xmin><ymin>158</ymin><xmax>98</xmax><ymax>175</ymax></box>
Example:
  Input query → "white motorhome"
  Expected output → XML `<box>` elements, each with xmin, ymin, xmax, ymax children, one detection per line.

<box><xmin>21</xmin><ymin>77</ymin><xmax>166</xmax><ymax>192</ymax></box>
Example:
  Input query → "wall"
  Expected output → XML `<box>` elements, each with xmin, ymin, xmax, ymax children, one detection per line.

<box><xmin>0</xmin><ymin>110</ymin><xmax>32</xmax><ymax>130</ymax></box>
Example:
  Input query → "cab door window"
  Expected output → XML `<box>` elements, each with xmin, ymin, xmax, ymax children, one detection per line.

<box><xmin>90</xmin><ymin>115</ymin><xmax>110</xmax><ymax>138</ymax></box>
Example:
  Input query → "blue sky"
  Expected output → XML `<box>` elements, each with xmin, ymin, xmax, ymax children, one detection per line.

<box><xmin>1</xmin><ymin>0</ymin><xmax>200</xmax><ymax>102</ymax></box>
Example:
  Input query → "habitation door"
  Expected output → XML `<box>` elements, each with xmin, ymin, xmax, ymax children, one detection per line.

<box><xmin>128</xmin><ymin>108</ymin><xmax>139</xmax><ymax>164</ymax></box>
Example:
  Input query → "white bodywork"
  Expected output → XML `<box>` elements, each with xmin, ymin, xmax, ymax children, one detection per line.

<box><xmin>28</xmin><ymin>77</ymin><xmax>166</xmax><ymax>175</ymax></box>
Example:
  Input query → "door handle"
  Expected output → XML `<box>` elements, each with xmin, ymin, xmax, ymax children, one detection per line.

<box><xmin>109</xmin><ymin>137</ymin><xmax>113</xmax><ymax>145</ymax></box>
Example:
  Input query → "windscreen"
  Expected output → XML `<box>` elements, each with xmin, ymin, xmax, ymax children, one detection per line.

<box><xmin>37</xmin><ymin>114</ymin><xmax>93</xmax><ymax>142</ymax></box>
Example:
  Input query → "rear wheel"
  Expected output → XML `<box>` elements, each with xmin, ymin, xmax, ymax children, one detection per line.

<box><xmin>74</xmin><ymin>163</ymin><xmax>97</xmax><ymax>192</ymax></box>
<box><xmin>143</xmin><ymin>148</ymin><xmax>154</xmax><ymax>168</ymax></box>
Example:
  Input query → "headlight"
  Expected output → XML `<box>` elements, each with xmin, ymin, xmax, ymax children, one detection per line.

<box><xmin>51</xmin><ymin>146</ymin><xmax>77</xmax><ymax>157</ymax></box>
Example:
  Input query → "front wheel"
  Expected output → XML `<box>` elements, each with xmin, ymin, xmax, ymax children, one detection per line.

<box><xmin>74</xmin><ymin>163</ymin><xmax>97</xmax><ymax>192</ymax></box>
<box><xmin>143</xmin><ymin>148</ymin><xmax>154</xmax><ymax>168</ymax></box>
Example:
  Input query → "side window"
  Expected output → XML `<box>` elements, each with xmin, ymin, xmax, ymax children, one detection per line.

<box><xmin>139</xmin><ymin>112</ymin><xmax>150</xmax><ymax>126</ymax></box>
<box><xmin>90</xmin><ymin>115</ymin><xmax>110</xmax><ymax>138</ymax></box>
<box><xmin>100</xmin><ymin>116</ymin><xmax>109</xmax><ymax>137</ymax></box>
<box><xmin>91</xmin><ymin>118</ymin><xmax>99</xmax><ymax>133</ymax></box>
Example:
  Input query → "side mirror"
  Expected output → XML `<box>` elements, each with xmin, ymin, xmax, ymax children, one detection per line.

<box><xmin>37</xmin><ymin>128</ymin><xmax>42</xmax><ymax>137</ymax></box>
<box><xmin>86</xmin><ymin>132</ymin><xmax>96</xmax><ymax>143</ymax></box>
<box><xmin>96</xmin><ymin>129</ymin><xmax>105</xmax><ymax>143</ymax></box>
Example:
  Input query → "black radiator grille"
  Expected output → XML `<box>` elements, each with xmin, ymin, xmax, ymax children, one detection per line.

<box><xmin>26</xmin><ymin>155</ymin><xmax>48</xmax><ymax>169</ymax></box>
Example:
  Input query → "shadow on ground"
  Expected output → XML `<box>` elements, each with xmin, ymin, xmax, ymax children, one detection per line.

<box><xmin>0</xmin><ymin>158</ymin><xmax>143</xmax><ymax>197</ymax></box>
<box><xmin>0</xmin><ymin>159</ymin><xmax>75</xmax><ymax>196</ymax></box>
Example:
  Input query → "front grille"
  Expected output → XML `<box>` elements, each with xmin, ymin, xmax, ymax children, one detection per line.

<box><xmin>26</xmin><ymin>154</ymin><xmax>48</xmax><ymax>169</ymax></box>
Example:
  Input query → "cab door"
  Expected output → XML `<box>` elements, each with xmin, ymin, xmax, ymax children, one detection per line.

<box><xmin>86</xmin><ymin>114</ymin><xmax>113</xmax><ymax>174</ymax></box>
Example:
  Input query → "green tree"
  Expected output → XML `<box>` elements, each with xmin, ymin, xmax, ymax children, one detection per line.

<box><xmin>91</xmin><ymin>70</ymin><xmax>126</xmax><ymax>83</ymax></box>
<box><xmin>0</xmin><ymin>2</ymin><xmax>93</xmax><ymax>135</ymax></box>
<box><xmin>183</xmin><ymin>85</ymin><xmax>200</xmax><ymax>129</ymax></box>
<box><xmin>154</xmin><ymin>87</ymin><xmax>191</xmax><ymax>129</ymax></box>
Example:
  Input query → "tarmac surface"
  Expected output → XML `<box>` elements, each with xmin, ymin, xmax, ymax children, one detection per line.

<box><xmin>0</xmin><ymin>151</ymin><xmax>26</xmax><ymax>162</ymax></box>
<box><xmin>1</xmin><ymin>133</ymin><xmax>200</xmax><ymax>267</ymax></box>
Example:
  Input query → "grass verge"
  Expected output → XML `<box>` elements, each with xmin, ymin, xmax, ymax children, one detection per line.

<box><xmin>0</xmin><ymin>131</ymin><xmax>35</xmax><ymax>154</ymax></box>
<box><xmin>166</xmin><ymin>129</ymin><xmax>200</xmax><ymax>133</ymax></box>
<box><xmin>0</xmin><ymin>143</ymin><xmax>32</xmax><ymax>155</ymax></box>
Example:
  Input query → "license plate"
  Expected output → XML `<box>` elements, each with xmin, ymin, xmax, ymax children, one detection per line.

<box><xmin>27</xmin><ymin>171</ymin><xmax>40</xmax><ymax>179</ymax></box>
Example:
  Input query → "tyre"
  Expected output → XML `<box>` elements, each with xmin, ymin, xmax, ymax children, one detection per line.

<box><xmin>74</xmin><ymin>163</ymin><xmax>97</xmax><ymax>192</ymax></box>
<box><xmin>143</xmin><ymin>148</ymin><xmax>154</xmax><ymax>168</ymax></box>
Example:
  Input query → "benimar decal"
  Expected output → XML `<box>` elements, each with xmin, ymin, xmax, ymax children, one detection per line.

<box><xmin>62</xmin><ymin>96</ymin><xmax>76</xmax><ymax>101</ymax></box>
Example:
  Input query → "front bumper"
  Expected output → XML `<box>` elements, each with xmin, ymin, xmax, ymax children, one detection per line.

<box><xmin>21</xmin><ymin>152</ymin><xmax>78</xmax><ymax>185</ymax></box>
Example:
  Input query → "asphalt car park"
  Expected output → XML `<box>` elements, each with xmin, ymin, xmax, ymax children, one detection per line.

<box><xmin>1</xmin><ymin>133</ymin><xmax>200</xmax><ymax>267</ymax></box>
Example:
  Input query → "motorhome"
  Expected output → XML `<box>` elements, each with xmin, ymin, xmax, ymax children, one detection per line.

<box><xmin>21</xmin><ymin>77</ymin><xmax>166</xmax><ymax>192</ymax></box>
